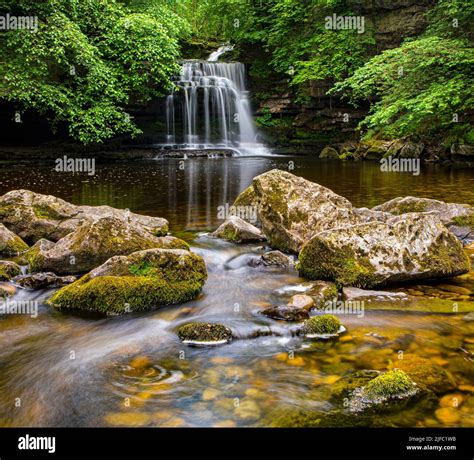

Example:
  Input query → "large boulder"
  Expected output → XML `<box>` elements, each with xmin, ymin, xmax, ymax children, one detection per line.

<box><xmin>48</xmin><ymin>248</ymin><xmax>207</xmax><ymax>315</ymax></box>
<box><xmin>26</xmin><ymin>217</ymin><xmax>189</xmax><ymax>275</ymax></box>
<box><xmin>0</xmin><ymin>223</ymin><xmax>29</xmax><ymax>256</ymax></box>
<box><xmin>245</xmin><ymin>170</ymin><xmax>362</xmax><ymax>253</ymax></box>
<box><xmin>373</xmin><ymin>196</ymin><xmax>474</xmax><ymax>243</ymax></box>
<box><xmin>211</xmin><ymin>216</ymin><xmax>265</xmax><ymax>243</ymax></box>
<box><xmin>298</xmin><ymin>213</ymin><xmax>470</xmax><ymax>288</ymax></box>
<box><xmin>0</xmin><ymin>261</ymin><xmax>21</xmax><ymax>281</ymax></box>
<box><xmin>0</xmin><ymin>189</ymin><xmax>168</xmax><ymax>244</ymax></box>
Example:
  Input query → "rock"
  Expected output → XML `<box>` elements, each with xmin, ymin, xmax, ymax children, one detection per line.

<box><xmin>12</xmin><ymin>272</ymin><xmax>76</xmax><ymax>289</ymax></box>
<box><xmin>234</xmin><ymin>399</ymin><xmax>261</xmax><ymax>420</ymax></box>
<box><xmin>439</xmin><ymin>393</ymin><xmax>464</xmax><ymax>408</ymax></box>
<box><xmin>398</xmin><ymin>141</ymin><xmax>424</xmax><ymax>158</ymax></box>
<box><xmin>0</xmin><ymin>282</ymin><xmax>16</xmax><ymax>297</ymax></box>
<box><xmin>391</xmin><ymin>356</ymin><xmax>456</xmax><ymax>394</ymax></box>
<box><xmin>212</xmin><ymin>216</ymin><xmax>265</xmax><ymax>243</ymax></box>
<box><xmin>451</xmin><ymin>143</ymin><xmax>474</xmax><ymax>159</ymax></box>
<box><xmin>0</xmin><ymin>189</ymin><xmax>168</xmax><ymax>244</ymax></box>
<box><xmin>287</xmin><ymin>294</ymin><xmax>315</xmax><ymax>310</ymax></box>
<box><xmin>342</xmin><ymin>287</ymin><xmax>410</xmax><ymax>302</ymax></box>
<box><xmin>363</xmin><ymin>369</ymin><xmax>416</xmax><ymax>400</ymax></box>
<box><xmin>26</xmin><ymin>217</ymin><xmax>188</xmax><ymax>275</ymax></box>
<box><xmin>305</xmin><ymin>281</ymin><xmax>338</xmax><ymax>307</ymax></box>
<box><xmin>364</xmin><ymin>140</ymin><xmax>392</xmax><ymax>160</ymax></box>
<box><xmin>298</xmin><ymin>213</ymin><xmax>470</xmax><ymax>288</ymax></box>
<box><xmin>260</xmin><ymin>250</ymin><xmax>295</xmax><ymax>268</ymax></box>
<box><xmin>262</xmin><ymin>305</ymin><xmax>309</xmax><ymax>321</ymax></box>
<box><xmin>48</xmin><ymin>248</ymin><xmax>207</xmax><ymax>315</ymax></box>
<box><xmin>300</xmin><ymin>314</ymin><xmax>342</xmax><ymax>336</ymax></box>
<box><xmin>434</xmin><ymin>407</ymin><xmax>460</xmax><ymax>425</ymax></box>
<box><xmin>177</xmin><ymin>322</ymin><xmax>232</xmax><ymax>345</ymax></box>
<box><xmin>247</xmin><ymin>170</ymin><xmax>363</xmax><ymax>253</ymax></box>
<box><xmin>0</xmin><ymin>223</ymin><xmax>29</xmax><ymax>256</ymax></box>
<box><xmin>0</xmin><ymin>261</ymin><xmax>21</xmax><ymax>281</ymax></box>
<box><xmin>233</xmin><ymin>185</ymin><xmax>260</xmax><ymax>209</ymax></box>
<box><xmin>319</xmin><ymin>146</ymin><xmax>339</xmax><ymax>159</ymax></box>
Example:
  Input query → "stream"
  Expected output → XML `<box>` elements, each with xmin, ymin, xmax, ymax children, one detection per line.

<box><xmin>0</xmin><ymin>156</ymin><xmax>473</xmax><ymax>427</ymax></box>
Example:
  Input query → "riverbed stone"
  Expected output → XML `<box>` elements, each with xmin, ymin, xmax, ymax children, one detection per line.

<box><xmin>300</xmin><ymin>314</ymin><xmax>342</xmax><ymax>336</ymax></box>
<box><xmin>0</xmin><ymin>261</ymin><xmax>21</xmax><ymax>281</ymax></box>
<box><xmin>287</xmin><ymin>294</ymin><xmax>315</xmax><ymax>310</ymax></box>
<box><xmin>342</xmin><ymin>287</ymin><xmax>410</xmax><ymax>302</ymax></box>
<box><xmin>305</xmin><ymin>281</ymin><xmax>339</xmax><ymax>307</ymax></box>
<box><xmin>373</xmin><ymin>196</ymin><xmax>474</xmax><ymax>243</ymax></box>
<box><xmin>48</xmin><ymin>248</ymin><xmax>207</xmax><ymax>315</ymax></box>
<box><xmin>247</xmin><ymin>170</ymin><xmax>363</xmax><ymax>253</ymax></box>
<box><xmin>177</xmin><ymin>322</ymin><xmax>232</xmax><ymax>344</ymax></box>
<box><xmin>0</xmin><ymin>189</ymin><xmax>169</xmax><ymax>244</ymax></box>
<box><xmin>298</xmin><ymin>213</ymin><xmax>470</xmax><ymax>288</ymax></box>
<box><xmin>262</xmin><ymin>305</ymin><xmax>309</xmax><ymax>321</ymax></box>
<box><xmin>26</xmin><ymin>217</ymin><xmax>189</xmax><ymax>275</ymax></box>
<box><xmin>0</xmin><ymin>223</ymin><xmax>29</xmax><ymax>256</ymax></box>
<box><xmin>212</xmin><ymin>216</ymin><xmax>265</xmax><ymax>243</ymax></box>
<box><xmin>261</xmin><ymin>250</ymin><xmax>295</xmax><ymax>268</ymax></box>
<box><xmin>12</xmin><ymin>272</ymin><xmax>77</xmax><ymax>289</ymax></box>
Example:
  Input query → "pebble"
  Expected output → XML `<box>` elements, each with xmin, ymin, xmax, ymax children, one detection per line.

<box><xmin>287</xmin><ymin>294</ymin><xmax>315</xmax><ymax>310</ymax></box>
<box><xmin>234</xmin><ymin>400</ymin><xmax>261</xmax><ymax>420</ymax></box>
<box><xmin>202</xmin><ymin>388</ymin><xmax>220</xmax><ymax>401</ymax></box>
<box><xmin>439</xmin><ymin>393</ymin><xmax>464</xmax><ymax>408</ymax></box>
<box><xmin>129</xmin><ymin>356</ymin><xmax>151</xmax><ymax>369</ymax></box>
<box><xmin>434</xmin><ymin>407</ymin><xmax>460</xmax><ymax>425</ymax></box>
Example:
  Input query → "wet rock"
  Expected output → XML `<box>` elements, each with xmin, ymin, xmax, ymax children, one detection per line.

<box><xmin>48</xmin><ymin>248</ymin><xmax>207</xmax><ymax>315</ymax></box>
<box><xmin>177</xmin><ymin>322</ymin><xmax>232</xmax><ymax>345</ymax></box>
<box><xmin>319</xmin><ymin>146</ymin><xmax>339</xmax><ymax>159</ymax></box>
<box><xmin>12</xmin><ymin>272</ymin><xmax>76</xmax><ymax>289</ymax></box>
<box><xmin>212</xmin><ymin>216</ymin><xmax>265</xmax><ymax>243</ymax></box>
<box><xmin>0</xmin><ymin>223</ymin><xmax>29</xmax><ymax>256</ymax></box>
<box><xmin>0</xmin><ymin>261</ymin><xmax>21</xmax><ymax>281</ymax></box>
<box><xmin>287</xmin><ymin>294</ymin><xmax>315</xmax><ymax>310</ymax></box>
<box><xmin>262</xmin><ymin>305</ymin><xmax>309</xmax><ymax>321</ymax></box>
<box><xmin>260</xmin><ymin>250</ymin><xmax>295</xmax><ymax>268</ymax></box>
<box><xmin>234</xmin><ymin>399</ymin><xmax>261</xmax><ymax>420</ymax></box>
<box><xmin>372</xmin><ymin>196</ymin><xmax>474</xmax><ymax>243</ymax></box>
<box><xmin>434</xmin><ymin>407</ymin><xmax>460</xmax><ymax>425</ymax></box>
<box><xmin>451</xmin><ymin>143</ymin><xmax>474</xmax><ymax>160</ymax></box>
<box><xmin>398</xmin><ymin>141</ymin><xmax>424</xmax><ymax>158</ymax></box>
<box><xmin>244</xmin><ymin>170</ymin><xmax>364</xmax><ymax>253</ymax></box>
<box><xmin>26</xmin><ymin>217</ymin><xmax>188</xmax><ymax>275</ymax></box>
<box><xmin>0</xmin><ymin>189</ymin><xmax>169</xmax><ymax>244</ymax></box>
<box><xmin>299</xmin><ymin>213</ymin><xmax>470</xmax><ymax>288</ymax></box>
<box><xmin>305</xmin><ymin>280</ymin><xmax>338</xmax><ymax>307</ymax></box>
<box><xmin>300</xmin><ymin>314</ymin><xmax>342</xmax><ymax>336</ymax></box>
<box><xmin>391</xmin><ymin>356</ymin><xmax>457</xmax><ymax>394</ymax></box>
<box><xmin>0</xmin><ymin>282</ymin><xmax>16</xmax><ymax>297</ymax></box>
<box><xmin>342</xmin><ymin>287</ymin><xmax>410</xmax><ymax>302</ymax></box>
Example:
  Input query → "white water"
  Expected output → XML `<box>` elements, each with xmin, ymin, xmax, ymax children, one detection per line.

<box><xmin>161</xmin><ymin>46</ymin><xmax>271</xmax><ymax>156</ymax></box>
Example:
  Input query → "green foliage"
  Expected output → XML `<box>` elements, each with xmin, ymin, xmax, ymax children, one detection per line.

<box><xmin>0</xmin><ymin>0</ymin><xmax>184</xmax><ymax>144</ymax></box>
<box><xmin>331</xmin><ymin>0</ymin><xmax>474</xmax><ymax>144</ymax></box>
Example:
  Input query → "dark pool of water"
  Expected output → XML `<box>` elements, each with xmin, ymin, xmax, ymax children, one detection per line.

<box><xmin>0</xmin><ymin>157</ymin><xmax>473</xmax><ymax>427</ymax></box>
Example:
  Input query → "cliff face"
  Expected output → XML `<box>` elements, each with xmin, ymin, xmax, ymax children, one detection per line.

<box><xmin>246</xmin><ymin>0</ymin><xmax>436</xmax><ymax>153</ymax></box>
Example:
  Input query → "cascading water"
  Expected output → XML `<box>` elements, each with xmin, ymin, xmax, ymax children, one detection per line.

<box><xmin>161</xmin><ymin>46</ymin><xmax>270</xmax><ymax>156</ymax></box>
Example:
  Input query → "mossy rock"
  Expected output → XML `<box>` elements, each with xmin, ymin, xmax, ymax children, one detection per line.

<box><xmin>299</xmin><ymin>213</ymin><xmax>470</xmax><ymax>288</ymax></box>
<box><xmin>300</xmin><ymin>314</ymin><xmax>341</xmax><ymax>336</ymax></box>
<box><xmin>0</xmin><ymin>261</ymin><xmax>21</xmax><ymax>281</ymax></box>
<box><xmin>364</xmin><ymin>369</ymin><xmax>415</xmax><ymax>399</ymax></box>
<box><xmin>0</xmin><ymin>223</ymin><xmax>29</xmax><ymax>257</ymax></box>
<box><xmin>177</xmin><ymin>322</ymin><xmax>232</xmax><ymax>344</ymax></box>
<box><xmin>48</xmin><ymin>248</ymin><xmax>207</xmax><ymax>316</ymax></box>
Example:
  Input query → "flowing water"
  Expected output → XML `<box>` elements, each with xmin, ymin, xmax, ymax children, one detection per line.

<box><xmin>0</xmin><ymin>157</ymin><xmax>473</xmax><ymax>427</ymax></box>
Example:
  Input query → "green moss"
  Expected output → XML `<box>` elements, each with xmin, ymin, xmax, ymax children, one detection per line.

<box><xmin>33</xmin><ymin>205</ymin><xmax>65</xmax><ymax>220</ymax></box>
<box><xmin>25</xmin><ymin>245</ymin><xmax>44</xmax><ymax>273</ymax></box>
<box><xmin>301</xmin><ymin>314</ymin><xmax>341</xmax><ymax>335</ymax></box>
<box><xmin>233</xmin><ymin>186</ymin><xmax>258</xmax><ymax>208</ymax></box>
<box><xmin>393</xmin><ymin>202</ymin><xmax>429</xmax><ymax>214</ymax></box>
<box><xmin>450</xmin><ymin>214</ymin><xmax>474</xmax><ymax>228</ymax></box>
<box><xmin>0</xmin><ymin>262</ymin><xmax>21</xmax><ymax>281</ymax></box>
<box><xmin>177</xmin><ymin>322</ymin><xmax>232</xmax><ymax>343</ymax></box>
<box><xmin>48</xmin><ymin>250</ymin><xmax>207</xmax><ymax>315</ymax></box>
<box><xmin>364</xmin><ymin>369</ymin><xmax>414</xmax><ymax>399</ymax></box>
<box><xmin>0</xmin><ymin>234</ymin><xmax>29</xmax><ymax>256</ymax></box>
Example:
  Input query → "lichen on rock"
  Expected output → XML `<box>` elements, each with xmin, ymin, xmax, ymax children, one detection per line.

<box><xmin>177</xmin><ymin>322</ymin><xmax>232</xmax><ymax>344</ymax></box>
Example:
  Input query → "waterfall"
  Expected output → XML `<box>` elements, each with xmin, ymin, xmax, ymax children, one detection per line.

<box><xmin>162</xmin><ymin>46</ymin><xmax>270</xmax><ymax>156</ymax></box>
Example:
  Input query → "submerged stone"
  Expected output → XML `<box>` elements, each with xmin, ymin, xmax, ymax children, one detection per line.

<box><xmin>177</xmin><ymin>322</ymin><xmax>232</xmax><ymax>345</ymax></box>
<box><xmin>0</xmin><ymin>261</ymin><xmax>21</xmax><ymax>281</ymax></box>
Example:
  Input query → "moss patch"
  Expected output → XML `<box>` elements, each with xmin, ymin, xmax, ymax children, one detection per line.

<box><xmin>365</xmin><ymin>369</ymin><xmax>415</xmax><ymax>399</ymax></box>
<box><xmin>177</xmin><ymin>322</ymin><xmax>232</xmax><ymax>343</ymax></box>
<box><xmin>450</xmin><ymin>215</ymin><xmax>474</xmax><ymax>228</ymax></box>
<box><xmin>301</xmin><ymin>314</ymin><xmax>341</xmax><ymax>335</ymax></box>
